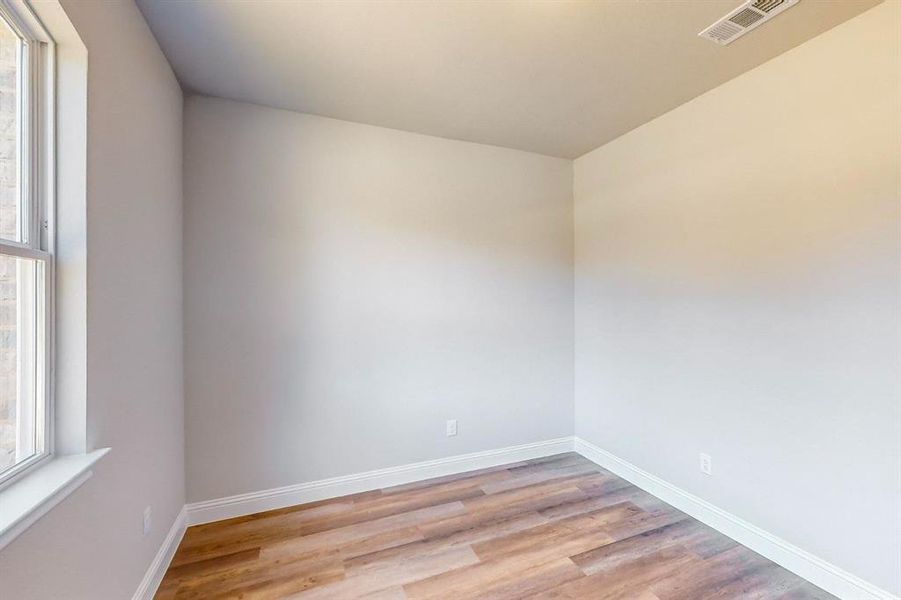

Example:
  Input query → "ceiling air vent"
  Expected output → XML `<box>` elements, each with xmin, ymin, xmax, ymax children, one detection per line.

<box><xmin>699</xmin><ymin>0</ymin><xmax>799</xmax><ymax>45</ymax></box>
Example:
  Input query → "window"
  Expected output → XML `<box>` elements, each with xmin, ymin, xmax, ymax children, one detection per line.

<box><xmin>0</xmin><ymin>2</ymin><xmax>52</xmax><ymax>488</ymax></box>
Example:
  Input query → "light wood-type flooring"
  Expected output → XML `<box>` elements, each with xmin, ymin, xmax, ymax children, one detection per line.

<box><xmin>156</xmin><ymin>453</ymin><xmax>835</xmax><ymax>599</ymax></box>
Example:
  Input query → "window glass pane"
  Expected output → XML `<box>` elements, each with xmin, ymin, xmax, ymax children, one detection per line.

<box><xmin>0</xmin><ymin>253</ymin><xmax>43</xmax><ymax>475</ymax></box>
<box><xmin>0</xmin><ymin>19</ymin><xmax>20</xmax><ymax>243</ymax></box>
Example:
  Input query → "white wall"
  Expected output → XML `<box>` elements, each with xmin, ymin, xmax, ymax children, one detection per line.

<box><xmin>183</xmin><ymin>96</ymin><xmax>573</xmax><ymax>502</ymax></box>
<box><xmin>574</xmin><ymin>2</ymin><xmax>900</xmax><ymax>595</ymax></box>
<box><xmin>0</xmin><ymin>1</ymin><xmax>185</xmax><ymax>598</ymax></box>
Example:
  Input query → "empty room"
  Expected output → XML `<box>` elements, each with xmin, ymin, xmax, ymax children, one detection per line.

<box><xmin>0</xmin><ymin>0</ymin><xmax>898</xmax><ymax>598</ymax></box>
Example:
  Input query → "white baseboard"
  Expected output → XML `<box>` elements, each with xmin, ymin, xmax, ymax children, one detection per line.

<box><xmin>132</xmin><ymin>506</ymin><xmax>187</xmax><ymax>600</ymax></box>
<box><xmin>145</xmin><ymin>437</ymin><xmax>896</xmax><ymax>600</ymax></box>
<box><xmin>185</xmin><ymin>437</ymin><xmax>576</xmax><ymax>526</ymax></box>
<box><xmin>574</xmin><ymin>437</ymin><xmax>898</xmax><ymax>600</ymax></box>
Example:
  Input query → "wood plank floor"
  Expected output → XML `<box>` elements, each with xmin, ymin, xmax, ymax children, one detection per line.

<box><xmin>157</xmin><ymin>453</ymin><xmax>835</xmax><ymax>599</ymax></box>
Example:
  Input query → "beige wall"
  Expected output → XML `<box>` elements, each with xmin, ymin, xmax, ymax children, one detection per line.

<box><xmin>0</xmin><ymin>1</ymin><xmax>896</xmax><ymax>597</ymax></box>
<box><xmin>574</xmin><ymin>2</ymin><xmax>900</xmax><ymax>594</ymax></box>
<box><xmin>0</xmin><ymin>1</ymin><xmax>185</xmax><ymax>598</ymax></box>
<box><xmin>183</xmin><ymin>96</ymin><xmax>573</xmax><ymax>502</ymax></box>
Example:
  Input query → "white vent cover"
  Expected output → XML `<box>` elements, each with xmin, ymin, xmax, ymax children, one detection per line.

<box><xmin>699</xmin><ymin>0</ymin><xmax>799</xmax><ymax>45</ymax></box>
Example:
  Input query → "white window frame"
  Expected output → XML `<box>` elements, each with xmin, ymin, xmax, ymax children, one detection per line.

<box><xmin>0</xmin><ymin>0</ymin><xmax>55</xmax><ymax>491</ymax></box>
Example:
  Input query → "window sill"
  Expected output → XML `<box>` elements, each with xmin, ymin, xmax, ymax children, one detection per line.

<box><xmin>0</xmin><ymin>448</ymin><xmax>110</xmax><ymax>551</ymax></box>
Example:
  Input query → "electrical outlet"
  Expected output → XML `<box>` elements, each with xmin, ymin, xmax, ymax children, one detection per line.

<box><xmin>699</xmin><ymin>453</ymin><xmax>712</xmax><ymax>476</ymax></box>
<box><xmin>143</xmin><ymin>506</ymin><xmax>152</xmax><ymax>536</ymax></box>
<box><xmin>446</xmin><ymin>419</ymin><xmax>458</xmax><ymax>437</ymax></box>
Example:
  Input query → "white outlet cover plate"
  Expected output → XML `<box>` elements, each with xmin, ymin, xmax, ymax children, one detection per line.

<box><xmin>699</xmin><ymin>453</ymin><xmax>712</xmax><ymax>475</ymax></box>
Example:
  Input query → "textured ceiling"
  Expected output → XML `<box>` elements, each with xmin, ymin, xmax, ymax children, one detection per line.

<box><xmin>137</xmin><ymin>0</ymin><xmax>881</xmax><ymax>158</ymax></box>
